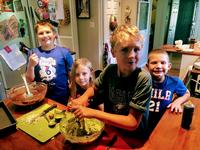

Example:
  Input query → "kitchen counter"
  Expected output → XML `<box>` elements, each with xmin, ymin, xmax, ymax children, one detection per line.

<box><xmin>161</xmin><ymin>44</ymin><xmax>200</xmax><ymax>56</ymax></box>
<box><xmin>161</xmin><ymin>44</ymin><xmax>200</xmax><ymax>80</ymax></box>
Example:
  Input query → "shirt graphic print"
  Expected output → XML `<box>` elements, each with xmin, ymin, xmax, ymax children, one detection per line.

<box><xmin>39</xmin><ymin>57</ymin><xmax>56</xmax><ymax>81</ymax></box>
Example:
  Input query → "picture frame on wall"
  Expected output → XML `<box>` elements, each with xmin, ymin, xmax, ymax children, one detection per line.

<box><xmin>76</xmin><ymin>0</ymin><xmax>90</xmax><ymax>19</ymax></box>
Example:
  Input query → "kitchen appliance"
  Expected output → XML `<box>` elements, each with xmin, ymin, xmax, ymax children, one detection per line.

<box><xmin>0</xmin><ymin>0</ymin><xmax>78</xmax><ymax>90</ymax></box>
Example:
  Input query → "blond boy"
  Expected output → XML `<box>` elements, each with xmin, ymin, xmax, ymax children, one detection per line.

<box><xmin>71</xmin><ymin>25</ymin><xmax>152</xmax><ymax>140</ymax></box>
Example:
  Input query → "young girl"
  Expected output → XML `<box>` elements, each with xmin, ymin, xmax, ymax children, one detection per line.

<box><xmin>70</xmin><ymin>58</ymin><xmax>94</xmax><ymax>99</ymax></box>
<box><xmin>25</xmin><ymin>20</ymin><xmax>73</xmax><ymax>105</ymax></box>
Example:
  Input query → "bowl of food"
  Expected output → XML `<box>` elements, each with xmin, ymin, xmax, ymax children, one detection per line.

<box><xmin>7</xmin><ymin>82</ymin><xmax>47</xmax><ymax>106</ymax></box>
<box><xmin>60</xmin><ymin>112</ymin><xmax>105</xmax><ymax>144</ymax></box>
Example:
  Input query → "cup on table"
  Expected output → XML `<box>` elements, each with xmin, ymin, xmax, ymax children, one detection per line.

<box><xmin>175</xmin><ymin>40</ymin><xmax>183</xmax><ymax>48</ymax></box>
<box><xmin>181</xmin><ymin>102</ymin><xmax>195</xmax><ymax>130</ymax></box>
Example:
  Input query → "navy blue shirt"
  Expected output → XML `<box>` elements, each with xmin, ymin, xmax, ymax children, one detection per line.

<box><xmin>29</xmin><ymin>46</ymin><xmax>73</xmax><ymax>104</ymax></box>
<box><xmin>148</xmin><ymin>75</ymin><xmax>187</xmax><ymax>133</ymax></box>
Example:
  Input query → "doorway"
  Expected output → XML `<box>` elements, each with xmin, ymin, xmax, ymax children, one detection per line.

<box><xmin>151</xmin><ymin>0</ymin><xmax>196</xmax><ymax>50</ymax></box>
<box><xmin>102</xmin><ymin>0</ymin><xmax>151</xmax><ymax>68</ymax></box>
<box><xmin>102</xmin><ymin>0</ymin><xmax>121</xmax><ymax>66</ymax></box>
<box><xmin>174</xmin><ymin>0</ymin><xmax>196</xmax><ymax>44</ymax></box>
<box><xmin>150</xmin><ymin>0</ymin><xmax>171</xmax><ymax>50</ymax></box>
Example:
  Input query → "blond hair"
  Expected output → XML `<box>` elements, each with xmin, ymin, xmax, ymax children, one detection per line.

<box><xmin>148</xmin><ymin>49</ymin><xmax>170</xmax><ymax>63</ymax></box>
<box><xmin>110</xmin><ymin>24</ymin><xmax>143</xmax><ymax>52</ymax></box>
<box><xmin>70</xmin><ymin>58</ymin><xmax>94</xmax><ymax>98</ymax></box>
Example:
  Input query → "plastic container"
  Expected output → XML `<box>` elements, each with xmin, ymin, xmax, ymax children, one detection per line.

<box><xmin>181</xmin><ymin>103</ymin><xmax>195</xmax><ymax>130</ymax></box>
<box><xmin>190</xmin><ymin>38</ymin><xmax>196</xmax><ymax>49</ymax></box>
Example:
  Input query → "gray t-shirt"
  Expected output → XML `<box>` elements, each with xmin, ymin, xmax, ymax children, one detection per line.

<box><xmin>94</xmin><ymin>64</ymin><xmax>152</xmax><ymax>137</ymax></box>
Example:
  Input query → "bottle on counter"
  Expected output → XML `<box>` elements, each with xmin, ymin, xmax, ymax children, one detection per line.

<box><xmin>181</xmin><ymin>102</ymin><xmax>195</xmax><ymax>130</ymax></box>
<box><xmin>189</xmin><ymin>38</ymin><xmax>196</xmax><ymax>49</ymax></box>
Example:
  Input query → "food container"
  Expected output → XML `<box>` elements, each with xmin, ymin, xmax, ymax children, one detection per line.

<box><xmin>0</xmin><ymin>101</ymin><xmax>16</xmax><ymax>136</ymax></box>
<box><xmin>7</xmin><ymin>82</ymin><xmax>47</xmax><ymax>106</ymax></box>
<box><xmin>60</xmin><ymin>112</ymin><xmax>104</xmax><ymax>144</ymax></box>
<box><xmin>189</xmin><ymin>38</ymin><xmax>196</xmax><ymax>49</ymax></box>
<box><xmin>181</xmin><ymin>102</ymin><xmax>195</xmax><ymax>130</ymax></box>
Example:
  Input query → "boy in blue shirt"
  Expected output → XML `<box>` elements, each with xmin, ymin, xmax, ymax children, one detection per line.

<box><xmin>26</xmin><ymin>21</ymin><xmax>73</xmax><ymax>105</ymax></box>
<box><xmin>147</xmin><ymin>49</ymin><xmax>190</xmax><ymax>134</ymax></box>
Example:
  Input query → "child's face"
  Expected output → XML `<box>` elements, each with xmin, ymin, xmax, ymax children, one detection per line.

<box><xmin>37</xmin><ymin>25</ymin><xmax>56</xmax><ymax>49</ymax></box>
<box><xmin>75</xmin><ymin>65</ymin><xmax>92</xmax><ymax>89</ymax></box>
<box><xmin>147</xmin><ymin>53</ymin><xmax>171</xmax><ymax>82</ymax></box>
<box><xmin>112</xmin><ymin>38</ymin><xmax>142</xmax><ymax>77</ymax></box>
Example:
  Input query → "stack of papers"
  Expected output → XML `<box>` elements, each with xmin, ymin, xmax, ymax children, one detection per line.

<box><xmin>0</xmin><ymin>44</ymin><xmax>27</xmax><ymax>71</ymax></box>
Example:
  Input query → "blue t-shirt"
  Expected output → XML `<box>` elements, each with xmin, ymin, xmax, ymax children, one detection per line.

<box><xmin>148</xmin><ymin>75</ymin><xmax>187</xmax><ymax>132</ymax></box>
<box><xmin>29</xmin><ymin>46</ymin><xmax>73</xmax><ymax>104</ymax></box>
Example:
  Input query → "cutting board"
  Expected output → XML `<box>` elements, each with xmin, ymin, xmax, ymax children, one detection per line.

<box><xmin>17</xmin><ymin>104</ymin><xmax>60</xmax><ymax>143</ymax></box>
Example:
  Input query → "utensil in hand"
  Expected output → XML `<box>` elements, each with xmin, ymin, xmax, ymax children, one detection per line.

<box><xmin>77</xmin><ymin>118</ymin><xmax>87</xmax><ymax>136</ymax></box>
<box><xmin>106</xmin><ymin>134</ymin><xmax>118</xmax><ymax>150</ymax></box>
<box><xmin>21</xmin><ymin>74</ymin><xmax>33</xmax><ymax>97</ymax></box>
<box><xmin>30</xmin><ymin>104</ymin><xmax>57</xmax><ymax>123</ymax></box>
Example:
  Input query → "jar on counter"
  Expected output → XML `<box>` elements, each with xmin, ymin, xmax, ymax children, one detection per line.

<box><xmin>190</xmin><ymin>38</ymin><xmax>196</xmax><ymax>49</ymax></box>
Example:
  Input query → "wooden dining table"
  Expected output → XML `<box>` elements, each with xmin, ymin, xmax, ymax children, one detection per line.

<box><xmin>1</xmin><ymin>97</ymin><xmax>200</xmax><ymax>150</ymax></box>
<box><xmin>137</xmin><ymin>97</ymin><xmax>200</xmax><ymax>150</ymax></box>
<box><xmin>0</xmin><ymin>98</ymin><xmax>143</xmax><ymax>150</ymax></box>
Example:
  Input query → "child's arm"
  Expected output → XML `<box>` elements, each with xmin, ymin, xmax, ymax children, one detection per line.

<box><xmin>167</xmin><ymin>89</ymin><xmax>190</xmax><ymax>113</ymax></box>
<box><xmin>25</xmin><ymin>53</ymin><xmax>39</xmax><ymax>82</ymax></box>
<box><xmin>70</xmin><ymin>86</ymin><xmax>95</xmax><ymax>106</ymax></box>
<box><xmin>71</xmin><ymin>105</ymin><xmax>142</xmax><ymax>131</ymax></box>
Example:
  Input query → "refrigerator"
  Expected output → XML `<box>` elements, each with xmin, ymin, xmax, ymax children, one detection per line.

<box><xmin>0</xmin><ymin>0</ymin><xmax>78</xmax><ymax>93</ymax></box>
<box><xmin>0</xmin><ymin>0</ymin><xmax>36</xmax><ymax>93</ymax></box>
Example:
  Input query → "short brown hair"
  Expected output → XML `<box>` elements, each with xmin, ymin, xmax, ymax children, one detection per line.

<box><xmin>34</xmin><ymin>20</ymin><xmax>56</xmax><ymax>33</ymax></box>
<box><xmin>148</xmin><ymin>49</ymin><xmax>170</xmax><ymax>63</ymax></box>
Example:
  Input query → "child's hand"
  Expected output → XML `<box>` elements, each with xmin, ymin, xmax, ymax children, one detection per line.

<box><xmin>70</xmin><ymin>96</ymin><xmax>89</xmax><ymax>107</ymax></box>
<box><xmin>69</xmin><ymin>98</ymin><xmax>83</xmax><ymax>106</ymax></box>
<box><xmin>29</xmin><ymin>53</ymin><xmax>39</xmax><ymax>67</ymax></box>
<box><xmin>71</xmin><ymin>105</ymin><xmax>94</xmax><ymax>119</ymax></box>
<box><xmin>167</xmin><ymin>100</ymin><xmax>183</xmax><ymax>113</ymax></box>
